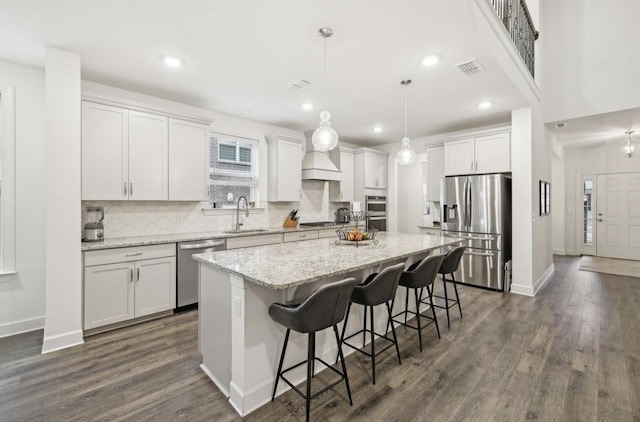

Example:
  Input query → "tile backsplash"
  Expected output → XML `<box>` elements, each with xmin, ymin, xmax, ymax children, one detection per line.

<box><xmin>83</xmin><ymin>180</ymin><xmax>348</xmax><ymax>238</ymax></box>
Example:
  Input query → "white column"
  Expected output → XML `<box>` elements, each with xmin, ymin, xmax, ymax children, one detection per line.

<box><xmin>42</xmin><ymin>48</ymin><xmax>83</xmax><ymax>353</ymax></box>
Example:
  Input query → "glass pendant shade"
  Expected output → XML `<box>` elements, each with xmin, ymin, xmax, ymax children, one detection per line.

<box><xmin>622</xmin><ymin>131</ymin><xmax>639</xmax><ymax>157</ymax></box>
<box><xmin>312</xmin><ymin>110</ymin><xmax>338</xmax><ymax>151</ymax></box>
<box><xmin>396</xmin><ymin>136</ymin><xmax>417</xmax><ymax>165</ymax></box>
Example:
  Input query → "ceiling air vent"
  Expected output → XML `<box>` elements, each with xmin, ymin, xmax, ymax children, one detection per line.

<box><xmin>555</xmin><ymin>123</ymin><xmax>566</xmax><ymax>128</ymax></box>
<box><xmin>455</xmin><ymin>59</ymin><xmax>485</xmax><ymax>76</ymax></box>
<box><xmin>288</xmin><ymin>79</ymin><xmax>311</xmax><ymax>89</ymax></box>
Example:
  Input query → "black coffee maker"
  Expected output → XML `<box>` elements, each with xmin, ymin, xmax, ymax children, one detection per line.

<box><xmin>335</xmin><ymin>207</ymin><xmax>350</xmax><ymax>224</ymax></box>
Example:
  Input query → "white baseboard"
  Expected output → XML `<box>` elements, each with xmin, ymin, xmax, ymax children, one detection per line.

<box><xmin>553</xmin><ymin>249</ymin><xmax>566</xmax><ymax>255</ymax></box>
<box><xmin>0</xmin><ymin>315</ymin><xmax>45</xmax><ymax>339</ymax></box>
<box><xmin>200</xmin><ymin>363</ymin><xmax>230</xmax><ymax>397</ymax></box>
<box><xmin>565</xmin><ymin>249</ymin><xmax>578</xmax><ymax>256</ymax></box>
<box><xmin>510</xmin><ymin>264</ymin><xmax>555</xmax><ymax>297</ymax></box>
<box><xmin>42</xmin><ymin>329</ymin><xmax>84</xmax><ymax>354</ymax></box>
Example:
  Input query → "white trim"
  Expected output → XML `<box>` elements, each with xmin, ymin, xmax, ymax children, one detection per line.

<box><xmin>552</xmin><ymin>249</ymin><xmax>566</xmax><ymax>255</ymax></box>
<box><xmin>0</xmin><ymin>315</ymin><xmax>44</xmax><ymax>338</ymax></box>
<box><xmin>0</xmin><ymin>86</ymin><xmax>16</xmax><ymax>273</ymax></box>
<box><xmin>200</xmin><ymin>363</ymin><xmax>230</xmax><ymax>397</ymax></box>
<box><xmin>41</xmin><ymin>329</ymin><xmax>84</xmax><ymax>354</ymax></box>
<box><xmin>510</xmin><ymin>264</ymin><xmax>554</xmax><ymax>297</ymax></box>
<box><xmin>565</xmin><ymin>249</ymin><xmax>578</xmax><ymax>256</ymax></box>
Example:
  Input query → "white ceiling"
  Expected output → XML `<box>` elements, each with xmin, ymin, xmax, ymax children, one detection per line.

<box><xmin>0</xmin><ymin>0</ymin><xmax>529</xmax><ymax>145</ymax></box>
<box><xmin>547</xmin><ymin>107</ymin><xmax>640</xmax><ymax>149</ymax></box>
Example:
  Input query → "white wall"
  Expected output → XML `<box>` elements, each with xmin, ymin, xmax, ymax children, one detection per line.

<box><xmin>42</xmin><ymin>48</ymin><xmax>83</xmax><ymax>353</ymax></box>
<box><xmin>550</xmin><ymin>130</ymin><xmax>566</xmax><ymax>255</ymax></box>
<box><xmin>0</xmin><ymin>60</ymin><xmax>47</xmax><ymax>338</ymax></box>
<box><xmin>540</xmin><ymin>0</ymin><xmax>640</xmax><ymax>122</ymax></box>
<box><xmin>396</xmin><ymin>152</ymin><xmax>426</xmax><ymax>234</ymax></box>
<box><xmin>563</xmin><ymin>142</ymin><xmax>640</xmax><ymax>255</ymax></box>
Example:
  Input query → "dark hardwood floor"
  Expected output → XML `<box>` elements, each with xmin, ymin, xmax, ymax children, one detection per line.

<box><xmin>1</xmin><ymin>256</ymin><xmax>639</xmax><ymax>421</ymax></box>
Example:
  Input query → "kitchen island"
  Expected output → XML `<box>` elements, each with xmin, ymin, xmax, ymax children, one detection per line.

<box><xmin>194</xmin><ymin>232</ymin><xmax>461</xmax><ymax>416</ymax></box>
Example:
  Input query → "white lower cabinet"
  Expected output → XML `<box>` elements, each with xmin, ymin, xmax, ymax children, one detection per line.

<box><xmin>84</xmin><ymin>244</ymin><xmax>176</xmax><ymax>331</ymax></box>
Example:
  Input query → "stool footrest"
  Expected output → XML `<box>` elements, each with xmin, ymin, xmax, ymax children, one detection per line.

<box><xmin>391</xmin><ymin>308</ymin><xmax>437</xmax><ymax>331</ymax></box>
<box><xmin>280</xmin><ymin>357</ymin><xmax>346</xmax><ymax>401</ymax></box>
<box><xmin>431</xmin><ymin>294</ymin><xmax>458</xmax><ymax>310</ymax></box>
<box><xmin>342</xmin><ymin>327</ymin><xmax>397</xmax><ymax>359</ymax></box>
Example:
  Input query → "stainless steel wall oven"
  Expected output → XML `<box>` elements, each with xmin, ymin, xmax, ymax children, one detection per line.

<box><xmin>365</xmin><ymin>195</ymin><xmax>387</xmax><ymax>231</ymax></box>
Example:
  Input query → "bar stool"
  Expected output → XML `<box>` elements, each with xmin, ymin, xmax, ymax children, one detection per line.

<box><xmin>340</xmin><ymin>262</ymin><xmax>405</xmax><ymax>384</ymax></box>
<box><xmin>269</xmin><ymin>277</ymin><xmax>357</xmax><ymax>422</ymax></box>
<box><xmin>391</xmin><ymin>254</ymin><xmax>444</xmax><ymax>352</ymax></box>
<box><xmin>433</xmin><ymin>245</ymin><xmax>466</xmax><ymax>328</ymax></box>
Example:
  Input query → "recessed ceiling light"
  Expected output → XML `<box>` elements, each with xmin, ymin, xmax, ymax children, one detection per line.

<box><xmin>421</xmin><ymin>54</ymin><xmax>440</xmax><ymax>67</ymax></box>
<box><xmin>302</xmin><ymin>103</ymin><xmax>314</xmax><ymax>111</ymax></box>
<box><xmin>477</xmin><ymin>101</ymin><xmax>493</xmax><ymax>109</ymax></box>
<box><xmin>161</xmin><ymin>55</ymin><xmax>184</xmax><ymax>68</ymax></box>
<box><xmin>372</xmin><ymin>126</ymin><xmax>384</xmax><ymax>133</ymax></box>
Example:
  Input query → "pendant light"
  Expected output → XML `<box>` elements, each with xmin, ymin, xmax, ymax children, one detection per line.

<box><xmin>622</xmin><ymin>130</ymin><xmax>639</xmax><ymax>157</ymax></box>
<box><xmin>312</xmin><ymin>27</ymin><xmax>339</xmax><ymax>152</ymax></box>
<box><xmin>396</xmin><ymin>79</ymin><xmax>417</xmax><ymax>166</ymax></box>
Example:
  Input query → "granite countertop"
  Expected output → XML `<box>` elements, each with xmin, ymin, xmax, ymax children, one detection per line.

<box><xmin>81</xmin><ymin>224</ymin><xmax>346</xmax><ymax>251</ymax></box>
<box><xmin>193</xmin><ymin>232</ymin><xmax>462</xmax><ymax>290</ymax></box>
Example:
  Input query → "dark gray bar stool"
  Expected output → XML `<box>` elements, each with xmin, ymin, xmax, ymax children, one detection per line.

<box><xmin>433</xmin><ymin>245</ymin><xmax>466</xmax><ymax>328</ymax></box>
<box><xmin>269</xmin><ymin>277</ymin><xmax>357</xmax><ymax>422</ymax></box>
<box><xmin>391</xmin><ymin>254</ymin><xmax>444</xmax><ymax>352</ymax></box>
<box><xmin>340</xmin><ymin>262</ymin><xmax>405</xmax><ymax>384</ymax></box>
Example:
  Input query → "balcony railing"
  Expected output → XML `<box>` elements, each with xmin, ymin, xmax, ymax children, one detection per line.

<box><xmin>489</xmin><ymin>0</ymin><xmax>539</xmax><ymax>78</ymax></box>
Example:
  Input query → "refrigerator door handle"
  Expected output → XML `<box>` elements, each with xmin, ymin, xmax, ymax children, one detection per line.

<box><xmin>468</xmin><ymin>177</ymin><xmax>473</xmax><ymax>230</ymax></box>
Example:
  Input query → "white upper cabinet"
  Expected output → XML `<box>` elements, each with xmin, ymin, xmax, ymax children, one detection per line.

<box><xmin>425</xmin><ymin>146</ymin><xmax>444</xmax><ymax>202</ymax></box>
<box><xmin>329</xmin><ymin>147</ymin><xmax>355</xmax><ymax>202</ymax></box>
<box><xmin>444</xmin><ymin>138</ymin><xmax>474</xmax><ymax>176</ymax></box>
<box><xmin>364</xmin><ymin>151</ymin><xmax>387</xmax><ymax>189</ymax></box>
<box><xmin>81</xmin><ymin>102</ymin><xmax>129</xmax><ymax>200</ymax></box>
<box><xmin>128</xmin><ymin>111</ymin><xmax>168</xmax><ymax>200</ymax></box>
<box><xmin>267</xmin><ymin>134</ymin><xmax>303</xmax><ymax>202</ymax></box>
<box><xmin>443</xmin><ymin>130</ymin><xmax>510</xmax><ymax>176</ymax></box>
<box><xmin>474</xmin><ymin>132</ymin><xmax>511</xmax><ymax>174</ymax></box>
<box><xmin>168</xmin><ymin>119</ymin><xmax>208</xmax><ymax>201</ymax></box>
<box><xmin>82</xmin><ymin>102</ymin><xmax>168</xmax><ymax>200</ymax></box>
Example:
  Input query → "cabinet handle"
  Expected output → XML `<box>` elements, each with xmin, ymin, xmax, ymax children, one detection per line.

<box><xmin>129</xmin><ymin>268</ymin><xmax>133</xmax><ymax>283</ymax></box>
<box><xmin>136</xmin><ymin>268</ymin><xmax>140</xmax><ymax>282</ymax></box>
<box><xmin>130</xmin><ymin>182</ymin><xmax>133</xmax><ymax>196</ymax></box>
<box><xmin>299</xmin><ymin>234</ymin><xmax>306</xmax><ymax>238</ymax></box>
<box><xmin>124</xmin><ymin>182</ymin><xmax>128</xmax><ymax>196</ymax></box>
<box><xmin>340</xmin><ymin>190</ymin><xmax>343</xmax><ymax>200</ymax></box>
<box><xmin>470</xmin><ymin>161</ymin><xmax>473</xmax><ymax>171</ymax></box>
<box><xmin>475</xmin><ymin>160</ymin><xmax>478</xmax><ymax>172</ymax></box>
<box><xmin>300</xmin><ymin>190</ymin><xmax>302</xmax><ymax>199</ymax></box>
<box><xmin>126</xmin><ymin>252</ymin><xmax>143</xmax><ymax>257</ymax></box>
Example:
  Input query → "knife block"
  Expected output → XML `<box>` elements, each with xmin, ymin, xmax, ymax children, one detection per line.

<box><xmin>282</xmin><ymin>215</ymin><xmax>298</xmax><ymax>228</ymax></box>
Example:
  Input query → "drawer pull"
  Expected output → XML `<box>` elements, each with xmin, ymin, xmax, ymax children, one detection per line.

<box><xmin>126</xmin><ymin>252</ymin><xmax>143</xmax><ymax>257</ymax></box>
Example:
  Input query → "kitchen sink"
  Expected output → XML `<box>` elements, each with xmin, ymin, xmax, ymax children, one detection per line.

<box><xmin>222</xmin><ymin>229</ymin><xmax>270</xmax><ymax>234</ymax></box>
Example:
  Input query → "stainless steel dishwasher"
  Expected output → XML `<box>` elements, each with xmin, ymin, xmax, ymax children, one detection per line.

<box><xmin>176</xmin><ymin>238</ymin><xmax>226</xmax><ymax>311</ymax></box>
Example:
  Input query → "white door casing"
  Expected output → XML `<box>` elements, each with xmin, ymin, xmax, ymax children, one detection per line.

<box><xmin>596</xmin><ymin>172</ymin><xmax>640</xmax><ymax>260</ymax></box>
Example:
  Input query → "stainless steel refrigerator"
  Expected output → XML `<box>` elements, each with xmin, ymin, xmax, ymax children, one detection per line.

<box><xmin>440</xmin><ymin>174</ymin><xmax>511</xmax><ymax>290</ymax></box>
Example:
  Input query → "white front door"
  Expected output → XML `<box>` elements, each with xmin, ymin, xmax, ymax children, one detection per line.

<box><xmin>596</xmin><ymin>172</ymin><xmax>640</xmax><ymax>260</ymax></box>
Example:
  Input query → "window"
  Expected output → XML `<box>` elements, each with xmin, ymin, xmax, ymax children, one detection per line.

<box><xmin>209</xmin><ymin>134</ymin><xmax>258</xmax><ymax>208</ymax></box>
<box><xmin>582</xmin><ymin>179</ymin><xmax>594</xmax><ymax>246</ymax></box>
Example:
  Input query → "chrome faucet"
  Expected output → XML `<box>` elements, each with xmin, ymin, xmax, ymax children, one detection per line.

<box><xmin>236</xmin><ymin>196</ymin><xmax>249</xmax><ymax>231</ymax></box>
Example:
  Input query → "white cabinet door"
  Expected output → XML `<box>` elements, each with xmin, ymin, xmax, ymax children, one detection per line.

<box><xmin>426</xmin><ymin>147</ymin><xmax>444</xmax><ymax>202</ymax></box>
<box><xmin>268</xmin><ymin>137</ymin><xmax>302</xmax><ymax>201</ymax></box>
<box><xmin>84</xmin><ymin>262</ymin><xmax>135</xmax><ymax>330</ymax></box>
<box><xmin>329</xmin><ymin>149</ymin><xmax>355</xmax><ymax>202</ymax></box>
<box><xmin>169</xmin><ymin>119</ymin><xmax>208</xmax><ymax>201</ymax></box>
<box><xmin>364</xmin><ymin>152</ymin><xmax>387</xmax><ymax>189</ymax></box>
<box><xmin>128</xmin><ymin>111</ymin><xmax>168</xmax><ymax>200</ymax></box>
<box><xmin>134</xmin><ymin>257</ymin><xmax>176</xmax><ymax>318</ymax></box>
<box><xmin>444</xmin><ymin>138</ymin><xmax>474</xmax><ymax>176</ymax></box>
<box><xmin>81</xmin><ymin>102</ymin><xmax>129</xmax><ymax>200</ymax></box>
<box><xmin>474</xmin><ymin>132</ymin><xmax>511</xmax><ymax>174</ymax></box>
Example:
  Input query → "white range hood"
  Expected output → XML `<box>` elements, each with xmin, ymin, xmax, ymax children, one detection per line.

<box><xmin>301</xmin><ymin>134</ymin><xmax>342</xmax><ymax>181</ymax></box>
